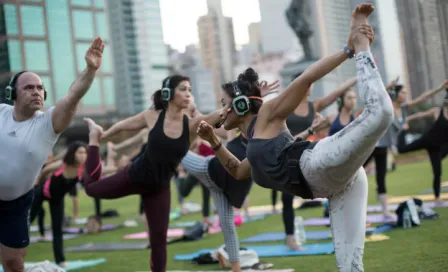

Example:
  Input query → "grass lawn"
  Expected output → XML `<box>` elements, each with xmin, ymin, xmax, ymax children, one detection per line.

<box><xmin>25</xmin><ymin>158</ymin><xmax>448</xmax><ymax>272</ymax></box>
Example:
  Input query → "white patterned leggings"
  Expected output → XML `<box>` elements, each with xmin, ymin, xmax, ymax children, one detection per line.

<box><xmin>299</xmin><ymin>51</ymin><xmax>394</xmax><ymax>272</ymax></box>
<box><xmin>181</xmin><ymin>151</ymin><xmax>240</xmax><ymax>262</ymax></box>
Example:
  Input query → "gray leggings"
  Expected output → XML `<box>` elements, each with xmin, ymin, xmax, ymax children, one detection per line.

<box><xmin>181</xmin><ymin>151</ymin><xmax>240</xmax><ymax>262</ymax></box>
<box><xmin>300</xmin><ymin>51</ymin><xmax>394</xmax><ymax>272</ymax></box>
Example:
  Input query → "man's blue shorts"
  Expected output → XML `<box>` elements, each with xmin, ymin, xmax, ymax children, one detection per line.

<box><xmin>0</xmin><ymin>189</ymin><xmax>34</xmax><ymax>248</ymax></box>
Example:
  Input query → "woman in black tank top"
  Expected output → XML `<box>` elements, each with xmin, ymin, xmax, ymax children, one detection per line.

<box><xmin>397</xmin><ymin>87</ymin><xmax>448</xmax><ymax>204</ymax></box>
<box><xmin>272</xmin><ymin>75</ymin><xmax>356</xmax><ymax>250</ymax></box>
<box><xmin>81</xmin><ymin>75</ymin><xmax>222</xmax><ymax>272</ymax></box>
<box><xmin>30</xmin><ymin>141</ymin><xmax>87</xmax><ymax>268</ymax></box>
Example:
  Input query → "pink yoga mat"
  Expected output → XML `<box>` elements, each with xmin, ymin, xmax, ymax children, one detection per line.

<box><xmin>123</xmin><ymin>229</ymin><xmax>185</xmax><ymax>240</ymax></box>
<box><xmin>367</xmin><ymin>201</ymin><xmax>448</xmax><ymax>213</ymax></box>
<box><xmin>304</xmin><ymin>214</ymin><xmax>396</xmax><ymax>226</ymax></box>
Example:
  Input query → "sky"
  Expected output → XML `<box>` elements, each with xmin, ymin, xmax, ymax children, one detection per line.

<box><xmin>159</xmin><ymin>0</ymin><xmax>261</xmax><ymax>52</ymax></box>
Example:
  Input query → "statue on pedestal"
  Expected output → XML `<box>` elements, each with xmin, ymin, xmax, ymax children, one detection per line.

<box><xmin>285</xmin><ymin>0</ymin><xmax>314</xmax><ymax>62</ymax></box>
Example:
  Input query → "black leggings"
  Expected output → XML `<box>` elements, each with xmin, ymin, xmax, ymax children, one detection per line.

<box><xmin>179</xmin><ymin>174</ymin><xmax>210</xmax><ymax>217</ymax></box>
<box><xmin>30</xmin><ymin>188</ymin><xmax>65</xmax><ymax>264</ymax></box>
<box><xmin>37</xmin><ymin>207</ymin><xmax>46</xmax><ymax>236</ymax></box>
<box><xmin>397</xmin><ymin>132</ymin><xmax>444</xmax><ymax>198</ymax></box>
<box><xmin>363</xmin><ymin>147</ymin><xmax>388</xmax><ymax>194</ymax></box>
<box><xmin>271</xmin><ymin>190</ymin><xmax>278</xmax><ymax>208</ymax></box>
<box><xmin>281</xmin><ymin>193</ymin><xmax>295</xmax><ymax>235</ymax></box>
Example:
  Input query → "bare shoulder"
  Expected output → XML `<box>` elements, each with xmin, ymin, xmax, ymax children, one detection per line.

<box><xmin>144</xmin><ymin>109</ymin><xmax>161</xmax><ymax>128</ymax></box>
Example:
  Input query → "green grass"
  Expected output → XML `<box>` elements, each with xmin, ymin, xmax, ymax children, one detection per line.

<box><xmin>27</xmin><ymin>159</ymin><xmax>448</xmax><ymax>272</ymax></box>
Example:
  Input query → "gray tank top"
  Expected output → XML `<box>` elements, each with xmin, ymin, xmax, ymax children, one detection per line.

<box><xmin>286</xmin><ymin>101</ymin><xmax>315</xmax><ymax>135</ymax></box>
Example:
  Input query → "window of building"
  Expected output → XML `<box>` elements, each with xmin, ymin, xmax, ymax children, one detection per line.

<box><xmin>72</xmin><ymin>0</ymin><xmax>91</xmax><ymax>7</ymax></box>
<box><xmin>101</xmin><ymin>44</ymin><xmax>112</xmax><ymax>73</ymax></box>
<box><xmin>103</xmin><ymin>76</ymin><xmax>115</xmax><ymax>106</ymax></box>
<box><xmin>82</xmin><ymin>78</ymin><xmax>101</xmax><ymax>106</ymax></box>
<box><xmin>21</xmin><ymin>5</ymin><xmax>46</xmax><ymax>37</ymax></box>
<box><xmin>95</xmin><ymin>12</ymin><xmax>109</xmax><ymax>40</ymax></box>
<box><xmin>73</xmin><ymin>10</ymin><xmax>94</xmax><ymax>39</ymax></box>
<box><xmin>24</xmin><ymin>41</ymin><xmax>49</xmax><ymax>72</ymax></box>
<box><xmin>94</xmin><ymin>0</ymin><xmax>104</xmax><ymax>8</ymax></box>
<box><xmin>7</xmin><ymin>40</ymin><xmax>22</xmax><ymax>72</ymax></box>
<box><xmin>46</xmin><ymin>0</ymin><xmax>76</xmax><ymax>101</ymax></box>
<box><xmin>75</xmin><ymin>43</ymin><xmax>90</xmax><ymax>72</ymax></box>
<box><xmin>4</xmin><ymin>4</ymin><xmax>19</xmax><ymax>35</ymax></box>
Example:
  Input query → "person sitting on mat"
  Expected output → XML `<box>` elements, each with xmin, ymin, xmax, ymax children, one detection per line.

<box><xmin>30</xmin><ymin>141</ymin><xmax>87</xmax><ymax>268</ymax></box>
<box><xmin>398</xmin><ymin>85</ymin><xmax>448</xmax><ymax>205</ymax></box>
<box><xmin>196</xmin><ymin>5</ymin><xmax>380</xmax><ymax>271</ymax></box>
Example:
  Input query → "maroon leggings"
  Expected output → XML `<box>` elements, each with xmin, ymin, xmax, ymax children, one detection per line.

<box><xmin>84</xmin><ymin>146</ymin><xmax>170</xmax><ymax>272</ymax></box>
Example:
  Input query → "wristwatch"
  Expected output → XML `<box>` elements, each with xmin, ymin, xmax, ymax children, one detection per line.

<box><xmin>344</xmin><ymin>44</ymin><xmax>355</xmax><ymax>59</ymax></box>
<box><xmin>308</xmin><ymin>127</ymin><xmax>315</xmax><ymax>135</ymax></box>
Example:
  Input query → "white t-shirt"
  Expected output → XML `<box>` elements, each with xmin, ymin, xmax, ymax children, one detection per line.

<box><xmin>0</xmin><ymin>104</ymin><xmax>60</xmax><ymax>201</ymax></box>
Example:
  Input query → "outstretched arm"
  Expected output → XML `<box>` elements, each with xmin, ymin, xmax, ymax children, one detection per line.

<box><xmin>51</xmin><ymin>38</ymin><xmax>104</xmax><ymax>134</ymax></box>
<box><xmin>197</xmin><ymin>121</ymin><xmax>252</xmax><ymax>180</ymax></box>
<box><xmin>294</xmin><ymin>113</ymin><xmax>330</xmax><ymax>140</ymax></box>
<box><xmin>189</xmin><ymin>111</ymin><xmax>223</xmax><ymax>140</ymax></box>
<box><xmin>102</xmin><ymin>111</ymin><xmax>148</xmax><ymax>140</ymax></box>
<box><xmin>114</xmin><ymin>128</ymin><xmax>148</xmax><ymax>152</ymax></box>
<box><xmin>407</xmin><ymin>81</ymin><xmax>447</xmax><ymax>109</ymax></box>
<box><xmin>313</xmin><ymin>77</ymin><xmax>357</xmax><ymax>112</ymax></box>
<box><xmin>35</xmin><ymin>160</ymin><xmax>63</xmax><ymax>186</ymax></box>
<box><xmin>406</xmin><ymin>107</ymin><xmax>440</xmax><ymax>122</ymax></box>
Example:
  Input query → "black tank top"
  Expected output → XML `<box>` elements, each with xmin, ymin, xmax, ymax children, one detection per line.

<box><xmin>286</xmin><ymin>101</ymin><xmax>315</xmax><ymax>135</ymax></box>
<box><xmin>46</xmin><ymin>174</ymin><xmax>78</xmax><ymax>200</ymax></box>
<box><xmin>128</xmin><ymin>110</ymin><xmax>190</xmax><ymax>188</ymax></box>
<box><xmin>425</xmin><ymin>107</ymin><xmax>448</xmax><ymax>146</ymax></box>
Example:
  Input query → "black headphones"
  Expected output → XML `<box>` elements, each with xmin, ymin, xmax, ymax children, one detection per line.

<box><xmin>337</xmin><ymin>95</ymin><xmax>344</xmax><ymax>109</ymax></box>
<box><xmin>388</xmin><ymin>85</ymin><xmax>402</xmax><ymax>101</ymax></box>
<box><xmin>5</xmin><ymin>71</ymin><xmax>47</xmax><ymax>101</ymax></box>
<box><xmin>161</xmin><ymin>76</ymin><xmax>173</xmax><ymax>101</ymax></box>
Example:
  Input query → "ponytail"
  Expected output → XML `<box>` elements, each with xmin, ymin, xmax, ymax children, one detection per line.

<box><xmin>152</xmin><ymin>90</ymin><xmax>167</xmax><ymax>110</ymax></box>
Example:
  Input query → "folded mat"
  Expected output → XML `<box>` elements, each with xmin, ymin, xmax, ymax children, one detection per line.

<box><xmin>241</xmin><ymin>224</ymin><xmax>394</xmax><ymax>243</ymax></box>
<box><xmin>365</xmin><ymin>234</ymin><xmax>390</xmax><ymax>242</ymax></box>
<box><xmin>66</xmin><ymin>242</ymin><xmax>148</xmax><ymax>252</ymax></box>
<box><xmin>0</xmin><ymin>259</ymin><xmax>106</xmax><ymax>272</ymax></box>
<box><xmin>367</xmin><ymin>201</ymin><xmax>448</xmax><ymax>212</ymax></box>
<box><xmin>124</xmin><ymin>228</ymin><xmax>184</xmax><ymax>239</ymax></box>
<box><xmin>63</xmin><ymin>224</ymin><xmax>121</xmax><ymax>234</ymax></box>
<box><xmin>303</xmin><ymin>214</ymin><xmax>396</xmax><ymax>226</ymax></box>
<box><xmin>30</xmin><ymin>233</ymin><xmax>79</xmax><ymax>243</ymax></box>
<box><xmin>169</xmin><ymin>221</ymin><xmax>198</xmax><ymax>228</ymax></box>
<box><xmin>175</xmin><ymin>243</ymin><xmax>334</xmax><ymax>260</ymax></box>
<box><xmin>73</xmin><ymin>218</ymin><xmax>88</xmax><ymax>225</ymax></box>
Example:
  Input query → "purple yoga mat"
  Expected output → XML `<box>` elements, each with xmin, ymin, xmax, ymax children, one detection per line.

<box><xmin>64</xmin><ymin>224</ymin><xmax>121</xmax><ymax>234</ymax></box>
<box><xmin>367</xmin><ymin>201</ymin><xmax>448</xmax><ymax>213</ymax></box>
<box><xmin>303</xmin><ymin>214</ymin><xmax>396</xmax><ymax>226</ymax></box>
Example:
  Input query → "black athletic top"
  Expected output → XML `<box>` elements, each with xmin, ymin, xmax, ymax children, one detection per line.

<box><xmin>328</xmin><ymin>114</ymin><xmax>354</xmax><ymax>136</ymax></box>
<box><xmin>425</xmin><ymin>107</ymin><xmax>448</xmax><ymax>146</ymax></box>
<box><xmin>128</xmin><ymin>110</ymin><xmax>190</xmax><ymax>188</ymax></box>
<box><xmin>207</xmin><ymin>135</ymin><xmax>252</xmax><ymax>208</ymax></box>
<box><xmin>286</xmin><ymin>101</ymin><xmax>315</xmax><ymax>135</ymax></box>
<box><xmin>246</xmin><ymin>117</ymin><xmax>312</xmax><ymax>196</ymax></box>
<box><xmin>42</xmin><ymin>174</ymin><xmax>79</xmax><ymax>201</ymax></box>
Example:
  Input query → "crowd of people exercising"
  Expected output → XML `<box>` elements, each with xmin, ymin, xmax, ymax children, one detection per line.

<box><xmin>1</xmin><ymin>3</ymin><xmax>447</xmax><ymax>272</ymax></box>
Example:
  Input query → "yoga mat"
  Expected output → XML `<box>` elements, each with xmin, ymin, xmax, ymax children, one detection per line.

<box><xmin>248</xmin><ymin>198</ymin><xmax>302</xmax><ymax>213</ymax></box>
<box><xmin>30</xmin><ymin>225</ymin><xmax>49</xmax><ymax>233</ymax></box>
<box><xmin>63</xmin><ymin>224</ymin><xmax>121</xmax><ymax>234</ymax></box>
<box><xmin>166</xmin><ymin>270</ymin><xmax>294</xmax><ymax>272</ymax></box>
<box><xmin>174</xmin><ymin>243</ymin><xmax>334</xmax><ymax>260</ymax></box>
<box><xmin>170</xmin><ymin>210</ymin><xmax>181</xmax><ymax>221</ymax></box>
<box><xmin>367</xmin><ymin>201</ymin><xmax>448</xmax><ymax>212</ymax></box>
<box><xmin>242</xmin><ymin>224</ymin><xmax>393</xmax><ymax>243</ymax></box>
<box><xmin>365</xmin><ymin>234</ymin><xmax>390</xmax><ymax>242</ymax></box>
<box><xmin>388</xmin><ymin>193</ymin><xmax>448</xmax><ymax>204</ymax></box>
<box><xmin>420</xmin><ymin>187</ymin><xmax>448</xmax><ymax>195</ymax></box>
<box><xmin>183</xmin><ymin>202</ymin><xmax>201</xmax><ymax>213</ymax></box>
<box><xmin>303</xmin><ymin>214</ymin><xmax>396</xmax><ymax>226</ymax></box>
<box><xmin>0</xmin><ymin>259</ymin><xmax>106</xmax><ymax>272</ymax></box>
<box><xmin>66</xmin><ymin>242</ymin><xmax>148</xmax><ymax>252</ymax></box>
<box><xmin>123</xmin><ymin>228</ymin><xmax>184</xmax><ymax>239</ymax></box>
<box><xmin>169</xmin><ymin>221</ymin><xmax>198</xmax><ymax>228</ymax></box>
<box><xmin>30</xmin><ymin>233</ymin><xmax>79</xmax><ymax>243</ymax></box>
<box><xmin>73</xmin><ymin>218</ymin><xmax>88</xmax><ymax>225</ymax></box>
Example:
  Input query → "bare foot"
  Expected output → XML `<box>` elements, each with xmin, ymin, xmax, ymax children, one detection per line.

<box><xmin>286</xmin><ymin>235</ymin><xmax>306</xmax><ymax>251</ymax></box>
<box><xmin>348</xmin><ymin>3</ymin><xmax>375</xmax><ymax>51</ymax></box>
<box><xmin>383</xmin><ymin>212</ymin><xmax>396</xmax><ymax>220</ymax></box>
<box><xmin>58</xmin><ymin>262</ymin><xmax>69</xmax><ymax>268</ymax></box>
<box><xmin>83</xmin><ymin>118</ymin><xmax>103</xmax><ymax>145</ymax></box>
<box><xmin>435</xmin><ymin>198</ymin><xmax>444</xmax><ymax>206</ymax></box>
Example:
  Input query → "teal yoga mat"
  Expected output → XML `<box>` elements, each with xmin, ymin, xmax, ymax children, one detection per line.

<box><xmin>0</xmin><ymin>259</ymin><xmax>106</xmax><ymax>272</ymax></box>
<box><xmin>174</xmin><ymin>243</ymin><xmax>334</xmax><ymax>260</ymax></box>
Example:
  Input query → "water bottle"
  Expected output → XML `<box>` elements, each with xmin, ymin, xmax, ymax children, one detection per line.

<box><xmin>294</xmin><ymin>216</ymin><xmax>307</xmax><ymax>245</ymax></box>
<box><xmin>402</xmin><ymin>208</ymin><xmax>412</xmax><ymax>229</ymax></box>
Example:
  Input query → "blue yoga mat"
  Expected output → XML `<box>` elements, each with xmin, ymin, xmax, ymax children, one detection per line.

<box><xmin>174</xmin><ymin>243</ymin><xmax>334</xmax><ymax>260</ymax></box>
<box><xmin>0</xmin><ymin>258</ymin><xmax>106</xmax><ymax>272</ymax></box>
<box><xmin>241</xmin><ymin>224</ymin><xmax>394</xmax><ymax>243</ymax></box>
<box><xmin>241</xmin><ymin>230</ymin><xmax>331</xmax><ymax>243</ymax></box>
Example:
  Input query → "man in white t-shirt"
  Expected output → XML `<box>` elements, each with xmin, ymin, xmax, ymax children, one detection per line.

<box><xmin>0</xmin><ymin>37</ymin><xmax>105</xmax><ymax>272</ymax></box>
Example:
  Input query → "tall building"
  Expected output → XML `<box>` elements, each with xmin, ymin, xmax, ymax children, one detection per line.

<box><xmin>396</xmin><ymin>0</ymin><xmax>448</xmax><ymax>100</ymax></box>
<box><xmin>107</xmin><ymin>0</ymin><xmax>169</xmax><ymax>115</ymax></box>
<box><xmin>197</xmin><ymin>0</ymin><xmax>236</xmax><ymax>105</ymax></box>
<box><xmin>0</xmin><ymin>0</ymin><xmax>115</xmax><ymax>115</ymax></box>
<box><xmin>248</xmin><ymin>22</ymin><xmax>262</xmax><ymax>54</ymax></box>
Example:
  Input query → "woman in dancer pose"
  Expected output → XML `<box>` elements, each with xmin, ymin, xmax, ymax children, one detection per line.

<box><xmin>364</xmin><ymin>79</ymin><xmax>447</xmax><ymax>217</ymax></box>
<box><xmin>397</xmin><ymin>87</ymin><xmax>448</xmax><ymax>204</ymax></box>
<box><xmin>81</xmin><ymin>75</ymin><xmax>221</xmax><ymax>272</ymax></box>
<box><xmin>196</xmin><ymin>4</ymin><xmax>384</xmax><ymax>271</ymax></box>
<box><xmin>30</xmin><ymin>141</ymin><xmax>87</xmax><ymax>268</ymax></box>
<box><xmin>271</xmin><ymin>72</ymin><xmax>356</xmax><ymax>250</ymax></box>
